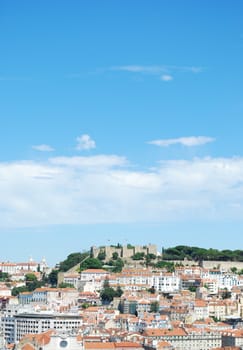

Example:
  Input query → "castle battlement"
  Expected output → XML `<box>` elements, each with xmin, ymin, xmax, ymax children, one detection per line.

<box><xmin>91</xmin><ymin>243</ymin><xmax>158</xmax><ymax>261</ymax></box>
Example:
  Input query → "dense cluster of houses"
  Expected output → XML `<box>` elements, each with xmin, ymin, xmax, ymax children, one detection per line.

<box><xmin>2</xmin><ymin>258</ymin><xmax>243</xmax><ymax>349</ymax></box>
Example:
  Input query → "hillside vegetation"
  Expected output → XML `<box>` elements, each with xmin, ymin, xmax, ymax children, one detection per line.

<box><xmin>57</xmin><ymin>245</ymin><xmax>243</xmax><ymax>275</ymax></box>
<box><xmin>162</xmin><ymin>245</ymin><xmax>243</xmax><ymax>262</ymax></box>
<box><xmin>58</xmin><ymin>250</ymin><xmax>124</xmax><ymax>273</ymax></box>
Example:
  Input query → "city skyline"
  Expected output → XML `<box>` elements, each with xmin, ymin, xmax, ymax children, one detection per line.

<box><xmin>0</xmin><ymin>1</ymin><xmax>243</xmax><ymax>265</ymax></box>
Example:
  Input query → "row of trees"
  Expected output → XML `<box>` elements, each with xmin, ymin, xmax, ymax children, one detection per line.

<box><xmin>12</xmin><ymin>273</ymin><xmax>48</xmax><ymax>296</ymax></box>
<box><xmin>162</xmin><ymin>245</ymin><xmax>243</xmax><ymax>262</ymax></box>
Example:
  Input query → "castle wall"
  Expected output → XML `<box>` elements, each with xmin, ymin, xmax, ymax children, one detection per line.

<box><xmin>168</xmin><ymin>260</ymin><xmax>243</xmax><ymax>272</ymax></box>
<box><xmin>202</xmin><ymin>260</ymin><xmax>243</xmax><ymax>271</ymax></box>
<box><xmin>105</xmin><ymin>246</ymin><xmax>122</xmax><ymax>259</ymax></box>
<box><xmin>134</xmin><ymin>245</ymin><xmax>148</xmax><ymax>255</ymax></box>
<box><xmin>91</xmin><ymin>244</ymin><xmax>158</xmax><ymax>261</ymax></box>
<box><xmin>122</xmin><ymin>246</ymin><xmax>134</xmax><ymax>258</ymax></box>
<box><xmin>147</xmin><ymin>244</ymin><xmax>157</xmax><ymax>256</ymax></box>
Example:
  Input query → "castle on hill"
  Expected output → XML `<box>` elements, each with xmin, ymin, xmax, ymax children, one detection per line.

<box><xmin>91</xmin><ymin>243</ymin><xmax>158</xmax><ymax>261</ymax></box>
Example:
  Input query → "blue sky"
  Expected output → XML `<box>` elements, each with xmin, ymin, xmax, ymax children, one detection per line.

<box><xmin>0</xmin><ymin>1</ymin><xmax>243</xmax><ymax>266</ymax></box>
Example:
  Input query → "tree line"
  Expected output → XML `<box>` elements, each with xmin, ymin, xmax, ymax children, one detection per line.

<box><xmin>162</xmin><ymin>245</ymin><xmax>243</xmax><ymax>262</ymax></box>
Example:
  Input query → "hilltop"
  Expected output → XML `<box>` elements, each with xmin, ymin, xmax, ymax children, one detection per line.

<box><xmin>57</xmin><ymin>244</ymin><xmax>243</xmax><ymax>275</ymax></box>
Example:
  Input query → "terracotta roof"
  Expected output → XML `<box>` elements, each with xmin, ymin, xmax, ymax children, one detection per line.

<box><xmin>85</xmin><ymin>342</ymin><xmax>115</xmax><ymax>349</ymax></box>
<box><xmin>20</xmin><ymin>330</ymin><xmax>53</xmax><ymax>346</ymax></box>
<box><xmin>22</xmin><ymin>344</ymin><xmax>35</xmax><ymax>350</ymax></box>
<box><xmin>195</xmin><ymin>299</ymin><xmax>208</xmax><ymax>307</ymax></box>
<box><xmin>144</xmin><ymin>328</ymin><xmax>187</xmax><ymax>337</ymax></box>
<box><xmin>114</xmin><ymin>342</ymin><xmax>141</xmax><ymax>348</ymax></box>
<box><xmin>212</xmin><ymin>347</ymin><xmax>241</xmax><ymax>350</ymax></box>
<box><xmin>157</xmin><ymin>341</ymin><xmax>173</xmax><ymax>348</ymax></box>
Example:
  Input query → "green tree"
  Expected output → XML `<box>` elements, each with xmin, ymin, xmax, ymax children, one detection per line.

<box><xmin>27</xmin><ymin>280</ymin><xmax>42</xmax><ymax>291</ymax></box>
<box><xmin>148</xmin><ymin>286</ymin><xmax>156</xmax><ymax>294</ymax></box>
<box><xmin>80</xmin><ymin>257</ymin><xmax>103</xmax><ymax>271</ymax></box>
<box><xmin>11</xmin><ymin>286</ymin><xmax>28</xmax><ymax>296</ymax></box>
<box><xmin>112</xmin><ymin>258</ymin><xmax>124</xmax><ymax>273</ymax></box>
<box><xmin>161</xmin><ymin>245</ymin><xmax>243</xmax><ymax>262</ymax></box>
<box><xmin>145</xmin><ymin>253</ymin><xmax>157</xmax><ymax>267</ymax></box>
<box><xmin>127</xmin><ymin>244</ymin><xmax>134</xmax><ymax>249</ymax></box>
<box><xmin>115</xmin><ymin>286</ymin><xmax>123</xmax><ymax>297</ymax></box>
<box><xmin>155</xmin><ymin>261</ymin><xmax>175</xmax><ymax>272</ymax></box>
<box><xmin>48</xmin><ymin>270</ymin><xmax>58</xmax><ymax>287</ymax></box>
<box><xmin>25</xmin><ymin>273</ymin><xmax>43</xmax><ymax>291</ymax></box>
<box><xmin>132</xmin><ymin>252</ymin><xmax>145</xmax><ymax>260</ymax></box>
<box><xmin>0</xmin><ymin>272</ymin><xmax>9</xmax><ymax>281</ymax></box>
<box><xmin>112</xmin><ymin>252</ymin><xmax>119</xmax><ymax>260</ymax></box>
<box><xmin>98</xmin><ymin>251</ymin><xmax>106</xmax><ymax>261</ymax></box>
<box><xmin>59</xmin><ymin>252</ymin><xmax>89</xmax><ymax>272</ymax></box>
<box><xmin>25</xmin><ymin>273</ymin><xmax>37</xmax><ymax>282</ymax></box>
<box><xmin>150</xmin><ymin>301</ymin><xmax>159</xmax><ymax>313</ymax></box>
<box><xmin>58</xmin><ymin>282</ymin><xmax>74</xmax><ymax>288</ymax></box>
<box><xmin>100</xmin><ymin>280</ymin><xmax>117</xmax><ymax>304</ymax></box>
<box><xmin>107</xmin><ymin>258</ymin><xmax>124</xmax><ymax>273</ymax></box>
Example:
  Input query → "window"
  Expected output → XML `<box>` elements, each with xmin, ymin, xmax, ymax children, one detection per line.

<box><xmin>60</xmin><ymin>340</ymin><xmax>68</xmax><ymax>348</ymax></box>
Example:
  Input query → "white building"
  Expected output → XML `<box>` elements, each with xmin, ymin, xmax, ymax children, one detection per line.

<box><xmin>63</xmin><ymin>273</ymin><xmax>81</xmax><ymax>289</ymax></box>
<box><xmin>143</xmin><ymin>327</ymin><xmax>222</xmax><ymax>350</ymax></box>
<box><xmin>80</xmin><ymin>269</ymin><xmax>110</xmax><ymax>282</ymax></box>
<box><xmin>1</xmin><ymin>311</ymin><xmax>83</xmax><ymax>343</ymax></box>
<box><xmin>152</xmin><ymin>274</ymin><xmax>180</xmax><ymax>293</ymax></box>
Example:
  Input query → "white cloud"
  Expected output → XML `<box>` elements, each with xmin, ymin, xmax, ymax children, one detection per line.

<box><xmin>111</xmin><ymin>65</ymin><xmax>202</xmax><ymax>81</ymax></box>
<box><xmin>187</xmin><ymin>66</ymin><xmax>202</xmax><ymax>73</ymax></box>
<box><xmin>76</xmin><ymin>134</ymin><xmax>96</xmax><ymax>150</ymax></box>
<box><xmin>148</xmin><ymin>136</ymin><xmax>215</xmax><ymax>147</ymax></box>
<box><xmin>32</xmin><ymin>144</ymin><xmax>54</xmax><ymax>152</ymax></box>
<box><xmin>49</xmin><ymin>155</ymin><xmax>127</xmax><ymax>169</ymax></box>
<box><xmin>161</xmin><ymin>74</ymin><xmax>173</xmax><ymax>82</ymax></box>
<box><xmin>1</xmin><ymin>154</ymin><xmax>243</xmax><ymax>228</ymax></box>
<box><xmin>112</xmin><ymin>65</ymin><xmax>168</xmax><ymax>74</ymax></box>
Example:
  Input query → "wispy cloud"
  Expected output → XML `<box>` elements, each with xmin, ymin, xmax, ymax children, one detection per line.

<box><xmin>160</xmin><ymin>74</ymin><xmax>173</xmax><ymax>82</ymax></box>
<box><xmin>112</xmin><ymin>65</ymin><xmax>168</xmax><ymax>74</ymax></box>
<box><xmin>76</xmin><ymin>134</ymin><xmax>96</xmax><ymax>151</ymax></box>
<box><xmin>111</xmin><ymin>64</ymin><xmax>202</xmax><ymax>81</ymax></box>
<box><xmin>32</xmin><ymin>144</ymin><xmax>55</xmax><ymax>152</ymax></box>
<box><xmin>148</xmin><ymin>136</ymin><xmax>215</xmax><ymax>147</ymax></box>
<box><xmin>66</xmin><ymin>65</ymin><xmax>203</xmax><ymax>81</ymax></box>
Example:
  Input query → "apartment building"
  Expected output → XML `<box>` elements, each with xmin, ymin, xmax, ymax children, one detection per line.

<box><xmin>152</xmin><ymin>274</ymin><xmax>180</xmax><ymax>293</ymax></box>
<box><xmin>80</xmin><ymin>269</ymin><xmax>110</xmax><ymax>282</ymax></box>
<box><xmin>2</xmin><ymin>312</ymin><xmax>83</xmax><ymax>343</ymax></box>
<box><xmin>143</xmin><ymin>327</ymin><xmax>222</xmax><ymax>350</ymax></box>
<box><xmin>222</xmin><ymin>329</ymin><xmax>243</xmax><ymax>348</ymax></box>
<box><xmin>192</xmin><ymin>300</ymin><xmax>209</xmax><ymax>321</ymax></box>
<box><xmin>19</xmin><ymin>287</ymin><xmax>79</xmax><ymax>308</ymax></box>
